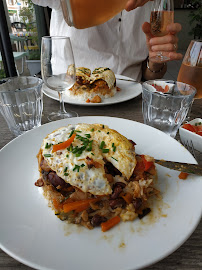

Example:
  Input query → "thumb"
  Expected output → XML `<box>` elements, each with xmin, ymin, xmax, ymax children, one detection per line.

<box><xmin>142</xmin><ymin>22</ymin><xmax>153</xmax><ymax>43</ymax></box>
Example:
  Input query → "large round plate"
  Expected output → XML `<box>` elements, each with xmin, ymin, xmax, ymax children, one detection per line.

<box><xmin>0</xmin><ymin>116</ymin><xmax>202</xmax><ymax>270</ymax></box>
<box><xmin>42</xmin><ymin>75</ymin><xmax>142</xmax><ymax>106</ymax></box>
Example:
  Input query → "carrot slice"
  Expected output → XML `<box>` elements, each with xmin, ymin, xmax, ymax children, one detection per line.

<box><xmin>101</xmin><ymin>216</ymin><xmax>121</xmax><ymax>232</ymax></box>
<box><xmin>63</xmin><ymin>198</ymin><xmax>99</xmax><ymax>213</ymax></box>
<box><xmin>52</xmin><ymin>198</ymin><xmax>62</xmax><ymax>211</ymax></box>
<box><xmin>121</xmin><ymin>193</ymin><xmax>133</xmax><ymax>204</ymax></box>
<box><xmin>141</xmin><ymin>155</ymin><xmax>153</xmax><ymax>171</ymax></box>
<box><xmin>178</xmin><ymin>172</ymin><xmax>189</xmax><ymax>180</ymax></box>
<box><xmin>52</xmin><ymin>133</ymin><xmax>76</xmax><ymax>152</ymax></box>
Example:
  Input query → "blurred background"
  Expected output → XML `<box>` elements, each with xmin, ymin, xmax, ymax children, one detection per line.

<box><xmin>0</xmin><ymin>0</ymin><xmax>201</xmax><ymax>80</ymax></box>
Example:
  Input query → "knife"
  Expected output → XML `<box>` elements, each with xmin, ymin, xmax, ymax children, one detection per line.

<box><xmin>116</xmin><ymin>78</ymin><xmax>140</xmax><ymax>83</ymax></box>
<box><xmin>154</xmin><ymin>159</ymin><xmax>202</xmax><ymax>176</ymax></box>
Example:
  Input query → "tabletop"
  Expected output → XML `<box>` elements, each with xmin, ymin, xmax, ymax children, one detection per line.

<box><xmin>0</xmin><ymin>92</ymin><xmax>201</xmax><ymax>270</ymax></box>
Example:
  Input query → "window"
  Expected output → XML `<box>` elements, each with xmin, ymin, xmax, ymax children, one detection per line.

<box><xmin>8</xmin><ymin>0</ymin><xmax>14</xmax><ymax>5</ymax></box>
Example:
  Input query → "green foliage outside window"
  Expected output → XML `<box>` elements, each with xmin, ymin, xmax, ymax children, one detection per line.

<box><xmin>188</xmin><ymin>0</ymin><xmax>202</xmax><ymax>38</ymax></box>
<box><xmin>0</xmin><ymin>68</ymin><xmax>6</xmax><ymax>79</ymax></box>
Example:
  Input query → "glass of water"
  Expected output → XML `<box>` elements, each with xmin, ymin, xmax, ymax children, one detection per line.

<box><xmin>41</xmin><ymin>36</ymin><xmax>78</xmax><ymax>121</ymax></box>
<box><xmin>142</xmin><ymin>80</ymin><xmax>196</xmax><ymax>138</ymax></box>
<box><xmin>0</xmin><ymin>76</ymin><xmax>43</xmax><ymax>137</ymax></box>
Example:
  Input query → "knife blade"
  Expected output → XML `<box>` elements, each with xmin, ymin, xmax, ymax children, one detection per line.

<box><xmin>154</xmin><ymin>159</ymin><xmax>202</xmax><ymax>176</ymax></box>
<box><xmin>116</xmin><ymin>78</ymin><xmax>140</xmax><ymax>83</ymax></box>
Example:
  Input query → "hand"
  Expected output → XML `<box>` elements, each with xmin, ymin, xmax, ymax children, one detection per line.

<box><xmin>142</xmin><ymin>22</ymin><xmax>183</xmax><ymax>62</ymax></box>
<box><xmin>125</xmin><ymin>0</ymin><xmax>153</xmax><ymax>11</ymax></box>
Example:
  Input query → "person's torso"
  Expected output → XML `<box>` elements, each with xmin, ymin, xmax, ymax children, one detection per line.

<box><xmin>50</xmin><ymin>2</ymin><xmax>152</xmax><ymax>80</ymax></box>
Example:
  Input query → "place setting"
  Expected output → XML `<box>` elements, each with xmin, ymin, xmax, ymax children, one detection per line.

<box><xmin>0</xmin><ymin>0</ymin><xmax>202</xmax><ymax>270</ymax></box>
<box><xmin>0</xmin><ymin>41</ymin><xmax>202</xmax><ymax>270</ymax></box>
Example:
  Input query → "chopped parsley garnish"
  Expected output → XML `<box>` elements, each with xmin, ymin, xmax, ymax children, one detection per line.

<box><xmin>67</xmin><ymin>144</ymin><xmax>73</xmax><ymax>152</ymax></box>
<box><xmin>85</xmin><ymin>134</ymin><xmax>91</xmax><ymax>138</ymax></box>
<box><xmin>44</xmin><ymin>154</ymin><xmax>51</xmax><ymax>157</ymax></box>
<box><xmin>100</xmin><ymin>141</ymin><xmax>105</xmax><ymax>149</ymax></box>
<box><xmin>107</xmin><ymin>132</ymin><xmax>109</xmax><ymax>134</ymax></box>
<box><xmin>91</xmin><ymin>152</ymin><xmax>94</xmax><ymax>155</ymax></box>
<box><xmin>73</xmin><ymin>165</ymin><xmax>80</xmax><ymax>172</ymax></box>
<box><xmin>75</xmin><ymin>130</ymin><xmax>82</xmax><ymax>133</ymax></box>
<box><xmin>73</xmin><ymin>164</ymin><xmax>85</xmax><ymax>172</ymax></box>
<box><xmin>87</xmin><ymin>140</ymin><xmax>93</xmax><ymax>151</ymax></box>
<box><xmin>111</xmin><ymin>156</ymin><xmax>118</xmax><ymax>161</ymax></box>
<box><xmin>98</xmin><ymin>130</ymin><xmax>101</xmax><ymax>132</ymax></box>
<box><xmin>64</xmin><ymin>167</ymin><xmax>68</xmax><ymax>172</ymax></box>
<box><xmin>64</xmin><ymin>172</ymin><xmax>69</xmax><ymax>176</ymax></box>
<box><xmin>102</xmin><ymin>125</ymin><xmax>105</xmax><ymax>128</ymax></box>
<box><xmin>112</xmin><ymin>143</ymin><xmax>116</xmax><ymax>152</ymax></box>
<box><xmin>66</xmin><ymin>154</ymin><xmax>69</xmax><ymax>158</ymax></box>
<box><xmin>72</xmin><ymin>146</ymin><xmax>79</xmax><ymax>153</ymax></box>
<box><xmin>69</xmin><ymin>129</ymin><xmax>75</xmax><ymax>138</ymax></box>
<box><xmin>45</xmin><ymin>143</ymin><xmax>52</xmax><ymax>149</ymax></box>
<box><xmin>91</xmin><ymin>128</ymin><xmax>94</xmax><ymax>132</ymax></box>
<box><xmin>102</xmin><ymin>149</ymin><xmax>109</xmax><ymax>153</ymax></box>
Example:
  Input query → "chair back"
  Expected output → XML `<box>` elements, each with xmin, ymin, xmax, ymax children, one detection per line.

<box><xmin>11</xmin><ymin>22</ymin><xmax>27</xmax><ymax>32</ymax></box>
<box><xmin>9</xmin><ymin>34</ymin><xmax>29</xmax><ymax>56</ymax></box>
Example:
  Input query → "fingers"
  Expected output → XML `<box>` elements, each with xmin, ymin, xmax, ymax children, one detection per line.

<box><xmin>167</xmin><ymin>23</ymin><xmax>182</xmax><ymax>35</ymax></box>
<box><xmin>151</xmin><ymin>40</ymin><xmax>178</xmax><ymax>52</ymax></box>
<box><xmin>142</xmin><ymin>22</ymin><xmax>153</xmax><ymax>42</ymax></box>
<box><xmin>150</xmin><ymin>34</ymin><xmax>178</xmax><ymax>46</ymax></box>
<box><xmin>125</xmin><ymin>0</ymin><xmax>153</xmax><ymax>11</ymax></box>
<box><xmin>168</xmin><ymin>52</ymin><xmax>183</xmax><ymax>61</ymax></box>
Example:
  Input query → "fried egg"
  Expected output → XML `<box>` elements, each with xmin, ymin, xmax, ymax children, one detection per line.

<box><xmin>76</xmin><ymin>67</ymin><xmax>91</xmax><ymax>82</ymax></box>
<box><xmin>41</xmin><ymin>124</ymin><xmax>136</xmax><ymax>195</ymax></box>
<box><xmin>91</xmin><ymin>67</ymin><xmax>116</xmax><ymax>89</ymax></box>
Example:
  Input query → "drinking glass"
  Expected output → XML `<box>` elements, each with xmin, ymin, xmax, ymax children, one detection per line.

<box><xmin>41</xmin><ymin>36</ymin><xmax>78</xmax><ymax>121</ymax></box>
<box><xmin>150</xmin><ymin>0</ymin><xmax>174</xmax><ymax>62</ymax></box>
<box><xmin>177</xmin><ymin>40</ymin><xmax>202</xmax><ymax>99</ymax></box>
<box><xmin>142</xmin><ymin>80</ymin><xmax>196</xmax><ymax>138</ymax></box>
<box><xmin>0</xmin><ymin>76</ymin><xmax>43</xmax><ymax>137</ymax></box>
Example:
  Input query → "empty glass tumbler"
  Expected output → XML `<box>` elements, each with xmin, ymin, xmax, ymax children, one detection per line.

<box><xmin>0</xmin><ymin>76</ymin><xmax>43</xmax><ymax>137</ymax></box>
<box><xmin>142</xmin><ymin>80</ymin><xmax>196</xmax><ymax>138</ymax></box>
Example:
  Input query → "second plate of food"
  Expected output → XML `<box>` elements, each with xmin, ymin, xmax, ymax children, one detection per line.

<box><xmin>42</xmin><ymin>74</ymin><xmax>142</xmax><ymax>106</ymax></box>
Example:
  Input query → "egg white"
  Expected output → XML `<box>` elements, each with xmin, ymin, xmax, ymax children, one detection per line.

<box><xmin>41</xmin><ymin>124</ymin><xmax>136</xmax><ymax>195</ymax></box>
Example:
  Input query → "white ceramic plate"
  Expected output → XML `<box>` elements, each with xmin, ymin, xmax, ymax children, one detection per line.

<box><xmin>179</xmin><ymin>118</ymin><xmax>202</xmax><ymax>152</ymax></box>
<box><xmin>0</xmin><ymin>116</ymin><xmax>202</xmax><ymax>270</ymax></box>
<box><xmin>42</xmin><ymin>75</ymin><xmax>142</xmax><ymax>106</ymax></box>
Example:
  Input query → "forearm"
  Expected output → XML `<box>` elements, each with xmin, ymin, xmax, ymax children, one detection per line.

<box><xmin>142</xmin><ymin>58</ymin><xmax>167</xmax><ymax>81</ymax></box>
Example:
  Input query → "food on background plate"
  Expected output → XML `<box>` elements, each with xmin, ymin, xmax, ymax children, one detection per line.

<box><xmin>178</xmin><ymin>172</ymin><xmax>189</xmax><ymax>180</ymax></box>
<box><xmin>152</xmin><ymin>83</ymin><xmax>169</xmax><ymax>93</ymax></box>
<box><xmin>182</xmin><ymin>122</ymin><xmax>202</xmax><ymax>137</ymax></box>
<box><xmin>67</xmin><ymin>67</ymin><xmax>119</xmax><ymax>103</ymax></box>
<box><xmin>35</xmin><ymin>123</ymin><xmax>159</xmax><ymax>231</ymax></box>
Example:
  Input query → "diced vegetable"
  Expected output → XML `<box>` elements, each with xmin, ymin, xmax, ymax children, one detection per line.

<box><xmin>52</xmin><ymin>134</ymin><xmax>76</xmax><ymax>152</ymax></box>
<box><xmin>101</xmin><ymin>216</ymin><xmax>121</xmax><ymax>232</ymax></box>
<box><xmin>134</xmin><ymin>155</ymin><xmax>154</xmax><ymax>174</ymax></box>
<box><xmin>182</xmin><ymin>123</ymin><xmax>202</xmax><ymax>136</ymax></box>
<box><xmin>52</xmin><ymin>198</ymin><xmax>62</xmax><ymax>211</ymax></box>
<box><xmin>178</xmin><ymin>172</ymin><xmax>189</xmax><ymax>180</ymax></box>
<box><xmin>141</xmin><ymin>155</ymin><xmax>154</xmax><ymax>171</ymax></box>
<box><xmin>182</xmin><ymin>124</ymin><xmax>196</xmax><ymax>133</ymax></box>
<box><xmin>121</xmin><ymin>193</ymin><xmax>133</xmax><ymax>204</ymax></box>
<box><xmin>63</xmin><ymin>198</ymin><xmax>99</xmax><ymax>213</ymax></box>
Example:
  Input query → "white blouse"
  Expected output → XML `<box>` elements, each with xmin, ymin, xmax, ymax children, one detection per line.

<box><xmin>33</xmin><ymin>0</ymin><xmax>152</xmax><ymax>80</ymax></box>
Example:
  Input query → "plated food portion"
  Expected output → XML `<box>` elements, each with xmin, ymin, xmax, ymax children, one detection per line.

<box><xmin>36</xmin><ymin>123</ymin><xmax>159</xmax><ymax>231</ymax></box>
<box><xmin>66</xmin><ymin>67</ymin><xmax>119</xmax><ymax>103</ymax></box>
<box><xmin>179</xmin><ymin>118</ymin><xmax>202</xmax><ymax>152</ymax></box>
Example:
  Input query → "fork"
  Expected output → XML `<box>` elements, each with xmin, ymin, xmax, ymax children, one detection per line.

<box><xmin>183</xmin><ymin>140</ymin><xmax>198</xmax><ymax>163</ymax></box>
